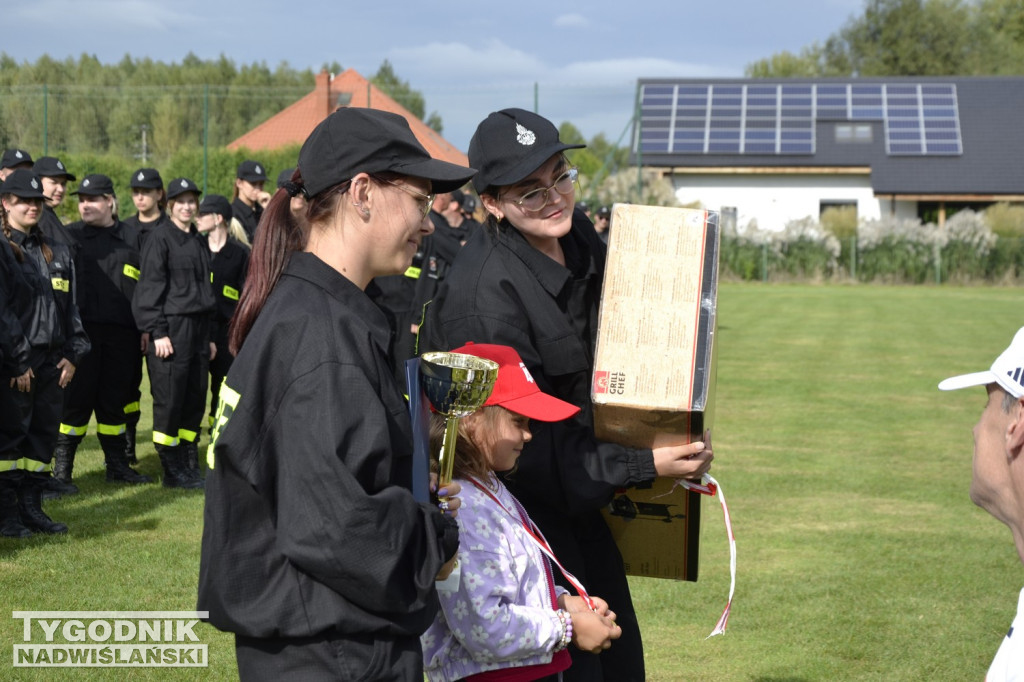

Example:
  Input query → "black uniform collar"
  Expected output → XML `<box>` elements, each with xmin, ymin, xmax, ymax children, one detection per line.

<box><xmin>161</xmin><ymin>220</ymin><xmax>201</xmax><ymax>243</ymax></box>
<box><xmin>7</xmin><ymin>227</ymin><xmax>39</xmax><ymax>247</ymax></box>
<box><xmin>494</xmin><ymin>221</ymin><xmax>578</xmax><ymax>298</ymax></box>
<box><xmin>282</xmin><ymin>252</ymin><xmax>392</xmax><ymax>352</ymax></box>
<box><xmin>80</xmin><ymin>219</ymin><xmax>127</xmax><ymax>240</ymax></box>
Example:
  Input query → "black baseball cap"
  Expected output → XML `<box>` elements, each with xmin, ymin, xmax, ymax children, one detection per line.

<box><xmin>131</xmin><ymin>168</ymin><xmax>164</xmax><ymax>189</ymax></box>
<box><xmin>237</xmin><ymin>160</ymin><xmax>267</xmax><ymax>183</ymax></box>
<box><xmin>2</xmin><ymin>149</ymin><xmax>34</xmax><ymax>170</ymax></box>
<box><xmin>596</xmin><ymin>205</ymin><xmax>611</xmax><ymax>218</ymax></box>
<box><xmin>198</xmin><ymin>194</ymin><xmax>232</xmax><ymax>222</ymax></box>
<box><xmin>72</xmin><ymin>174</ymin><xmax>116</xmax><ymax>196</ymax></box>
<box><xmin>468</xmin><ymin>108</ymin><xmax>584</xmax><ymax>194</ymax></box>
<box><xmin>0</xmin><ymin>169</ymin><xmax>45</xmax><ymax>198</ymax></box>
<box><xmin>298</xmin><ymin>108</ymin><xmax>475</xmax><ymax>198</ymax></box>
<box><xmin>276</xmin><ymin>167</ymin><xmax>295</xmax><ymax>189</ymax></box>
<box><xmin>32</xmin><ymin>157</ymin><xmax>76</xmax><ymax>181</ymax></box>
<box><xmin>166</xmin><ymin>177</ymin><xmax>201</xmax><ymax>200</ymax></box>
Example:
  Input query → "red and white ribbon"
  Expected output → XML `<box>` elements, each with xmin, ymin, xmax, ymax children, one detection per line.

<box><xmin>673</xmin><ymin>474</ymin><xmax>735</xmax><ymax>638</ymax></box>
<box><xmin>468</xmin><ymin>477</ymin><xmax>597</xmax><ymax>611</ymax></box>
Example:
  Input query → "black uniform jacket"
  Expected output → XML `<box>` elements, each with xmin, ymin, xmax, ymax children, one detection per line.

<box><xmin>198</xmin><ymin>252</ymin><xmax>451</xmax><ymax>639</ymax></box>
<box><xmin>422</xmin><ymin>211</ymin><xmax>656</xmax><ymax>516</ymax></box>
<box><xmin>209</xmin><ymin>238</ymin><xmax>249</xmax><ymax>328</ymax></box>
<box><xmin>66</xmin><ymin>220</ymin><xmax>140</xmax><ymax>329</ymax></box>
<box><xmin>231</xmin><ymin>199</ymin><xmax>261</xmax><ymax>243</ymax></box>
<box><xmin>38</xmin><ymin>206</ymin><xmax>77</xmax><ymax>258</ymax></box>
<box><xmin>122</xmin><ymin>212</ymin><xmax>172</xmax><ymax>254</ymax></box>
<box><xmin>132</xmin><ymin>221</ymin><xmax>215</xmax><ymax>341</ymax></box>
<box><xmin>7</xmin><ymin>228</ymin><xmax>90</xmax><ymax>368</ymax></box>
<box><xmin>0</xmin><ymin>239</ymin><xmax>32</xmax><ymax>376</ymax></box>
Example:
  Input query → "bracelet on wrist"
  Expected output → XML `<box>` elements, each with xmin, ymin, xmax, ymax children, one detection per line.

<box><xmin>555</xmin><ymin>609</ymin><xmax>573</xmax><ymax>650</ymax></box>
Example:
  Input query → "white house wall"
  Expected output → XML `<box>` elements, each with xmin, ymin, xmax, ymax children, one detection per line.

<box><xmin>671</xmin><ymin>172</ymin><xmax>899</xmax><ymax>232</ymax></box>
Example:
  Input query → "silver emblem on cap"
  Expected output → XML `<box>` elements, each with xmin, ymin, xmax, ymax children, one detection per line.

<box><xmin>181</xmin><ymin>179</ymin><xmax>188</xmax><ymax>187</ymax></box>
<box><xmin>516</xmin><ymin>123</ymin><xmax>536</xmax><ymax>146</ymax></box>
<box><xmin>15</xmin><ymin>151</ymin><xmax>23</xmax><ymax>159</ymax></box>
<box><xmin>83</xmin><ymin>179</ymin><xmax>90</xmax><ymax>187</ymax></box>
<box><xmin>57</xmin><ymin>161</ymin><xmax>64</xmax><ymax>169</ymax></box>
<box><xmin>31</xmin><ymin>179</ymin><xmax>38</xmax><ymax>189</ymax></box>
<box><xmin>255</xmin><ymin>165</ymin><xmax>262</xmax><ymax>174</ymax></box>
<box><xmin>137</xmin><ymin>172</ymin><xmax>145</xmax><ymax>181</ymax></box>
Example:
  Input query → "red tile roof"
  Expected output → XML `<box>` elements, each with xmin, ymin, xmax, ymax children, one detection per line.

<box><xmin>227</xmin><ymin>69</ymin><xmax>468</xmax><ymax>167</ymax></box>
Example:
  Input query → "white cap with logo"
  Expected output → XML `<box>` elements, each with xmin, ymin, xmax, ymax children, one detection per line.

<box><xmin>939</xmin><ymin>327</ymin><xmax>1024</xmax><ymax>399</ymax></box>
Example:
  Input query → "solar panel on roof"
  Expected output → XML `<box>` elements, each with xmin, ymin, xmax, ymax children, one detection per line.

<box><xmin>636</xmin><ymin>81</ymin><xmax>962</xmax><ymax>157</ymax></box>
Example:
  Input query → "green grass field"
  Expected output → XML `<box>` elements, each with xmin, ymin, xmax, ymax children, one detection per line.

<box><xmin>2</xmin><ymin>283</ymin><xmax>1021</xmax><ymax>680</ymax></box>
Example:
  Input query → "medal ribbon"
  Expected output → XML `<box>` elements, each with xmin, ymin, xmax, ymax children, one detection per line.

<box><xmin>468</xmin><ymin>477</ymin><xmax>596</xmax><ymax>611</ymax></box>
<box><xmin>666</xmin><ymin>474</ymin><xmax>735</xmax><ymax>638</ymax></box>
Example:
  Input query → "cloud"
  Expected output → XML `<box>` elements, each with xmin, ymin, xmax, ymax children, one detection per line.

<box><xmin>12</xmin><ymin>0</ymin><xmax>199</xmax><ymax>33</ymax></box>
<box><xmin>554</xmin><ymin>14</ymin><xmax>589</xmax><ymax>28</ymax></box>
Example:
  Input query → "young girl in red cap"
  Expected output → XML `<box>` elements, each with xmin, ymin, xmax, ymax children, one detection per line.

<box><xmin>422</xmin><ymin>342</ymin><xmax>621</xmax><ymax>682</ymax></box>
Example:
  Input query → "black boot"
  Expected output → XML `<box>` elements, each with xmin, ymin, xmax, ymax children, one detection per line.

<box><xmin>47</xmin><ymin>436</ymin><xmax>81</xmax><ymax>498</ymax></box>
<box><xmin>157</xmin><ymin>445</ymin><xmax>203</xmax><ymax>490</ymax></box>
<box><xmin>124</xmin><ymin>423</ymin><xmax>138</xmax><ymax>465</ymax></box>
<box><xmin>0</xmin><ymin>475</ymin><xmax>32</xmax><ymax>538</ymax></box>
<box><xmin>18</xmin><ymin>475</ymin><xmax>69</xmax><ymax>534</ymax></box>
<box><xmin>101</xmin><ymin>435</ymin><xmax>152</xmax><ymax>484</ymax></box>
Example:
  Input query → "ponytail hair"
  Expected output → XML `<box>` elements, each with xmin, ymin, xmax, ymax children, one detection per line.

<box><xmin>227</xmin><ymin>168</ymin><xmax>349</xmax><ymax>355</ymax></box>
<box><xmin>1</xmin><ymin>200</ymin><xmax>24</xmax><ymax>262</ymax></box>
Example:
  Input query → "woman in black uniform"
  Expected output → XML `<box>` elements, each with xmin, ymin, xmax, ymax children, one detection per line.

<box><xmin>0</xmin><ymin>170</ymin><xmax>89</xmax><ymax>536</ymax></box>
<box><xmin>198</xmin><ymin>108</ymin><xmax>474</xmax><ymax>681</ymax></box>
<box><xmin>122</xmin><ymin>167</ymin><xmax>170</xmax><ymax>464</ymax></box>
<box><xmin>132</xmin><ymin>177</ymin><xmax>214</xmax><ymax>490</ymax></box>
<box><xmin>195</xmin><ymin>194</ymin><xmax>249</xmax><ymax>434</ymax></box>
<box><xmin>230</xmin><ymin>160</ymin><xmax>268</xmax><ymax>243</ymax></box>
<box><xmin>422</xmin><ymin>109</ymin><xmax>714</xmax><ymax>682</ymax></box>
<box><xmin>53</xmin><ymin>174</ymin><xmax>152</xmax><ymax>494</ymax></box>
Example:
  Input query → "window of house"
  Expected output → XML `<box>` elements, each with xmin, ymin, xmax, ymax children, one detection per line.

<box><xmin>835</xmin><ymin>124</ymin><xmax>873</xmax><ymax>143</ymax></box>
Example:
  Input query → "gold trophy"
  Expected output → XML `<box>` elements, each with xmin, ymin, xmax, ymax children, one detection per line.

<box><xmin>419</xmin><ymin>352</ymin><xmax>499</xmax><ymax>493</ymax></box>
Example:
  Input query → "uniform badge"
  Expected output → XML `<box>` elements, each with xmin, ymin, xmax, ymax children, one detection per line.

<box><xmin>137</xmin><ymin>172</ymin><xmax>145</xmax><ymax>182</ymax></box>
<box><xmin>516</xmin><ymin>123</ymin><xmax>536</xmax><ymax>146</ymax></box>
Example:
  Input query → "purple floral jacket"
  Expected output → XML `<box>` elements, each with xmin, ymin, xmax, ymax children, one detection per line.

<box><xmin>421</xmin><ymin>475</ymin><xmax>568</xmax><ymax>682</ymax></box>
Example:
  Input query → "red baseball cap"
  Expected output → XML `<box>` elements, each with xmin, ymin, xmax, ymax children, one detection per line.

<box><xmin>450</xmin><ymin>343</ymin><xmax>581</xmax><ymax>422</ymax></box>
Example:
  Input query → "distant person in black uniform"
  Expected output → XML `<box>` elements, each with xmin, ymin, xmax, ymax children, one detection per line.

<box><xmin>198</xmin><ymin>107</ymin><xmax>474</xmax><ymax>681</ymax></box>
<box><xmin>231</xmin><ymin>160</ymin><xmax>268</xmax><ymax>243</ymax></box>
<box><xmin>32</xmin><ymin>156</ymin><xmax>77</xmax><ymax>252</ymax></box>
<box><xmin>195</xmin><ymin>194</ymin><xmax>248</xmax><ymax>433</ymax></box>
<box><xmin>132</xmin><ymin>177</ymin><xmax>214</xmax><ymax>490</ymax></box>
<box><xmin>0</xmin><ymin>148</ymin><xmax>33</xmax><ymax>181</ymax></box>
<box><xmin>56</xmin><ymin>174</ymin><xmax>152</xmax><ymax>492</ymax></box>
<box><xmin>421</xmin><ymin>108</ymin><xmax>714</xmax><ymax>682</ymax></box>
<box><xmin>0</xmin><ymin>170</ymin><xmax>90</xmax><ymax>536</ymax></box>
<box><xmin>593</xmin><ymin>205</ymin><xmax>611</xmax><ymax>243</ymax></box>
<box><xmin>122</xmin><ymin>167</ymin><xmax>170</xmax><ymax>464</ymax></box>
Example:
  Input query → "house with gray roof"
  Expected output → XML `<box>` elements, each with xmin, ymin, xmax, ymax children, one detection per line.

<box><xmin>632</xmin><ymin>77</ymin><xmax>1024</xmax><ymax>231</ymax></box>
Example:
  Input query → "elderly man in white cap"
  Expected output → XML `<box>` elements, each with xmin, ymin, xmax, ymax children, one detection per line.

<box><xmin>940</xmin><ymin>327</ymin><xmax>1024</xmax><ymax>679</ymax></box>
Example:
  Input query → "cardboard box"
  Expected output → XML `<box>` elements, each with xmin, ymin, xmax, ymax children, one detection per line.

<box><xmin>592</xmin><ymin>203</ymin><xmax>719</xmax><ymax>581</ymax></box>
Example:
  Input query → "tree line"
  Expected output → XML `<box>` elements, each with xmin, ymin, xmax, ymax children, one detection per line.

<box><xmin>0</xmin><ymin>53</ymin><xmax>439</xmax><ymax>165</ymax></box>
<box><xmin>746</xmin><ymin>0</ymin><xmax>1024</xmax><ymax>77</ymax></box>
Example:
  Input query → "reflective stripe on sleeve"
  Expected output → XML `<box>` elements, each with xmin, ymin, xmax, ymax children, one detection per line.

<box><xmin>123</xmin><ymin>264</ymin><xmax>140</xmax><ymax>281</ymax></box>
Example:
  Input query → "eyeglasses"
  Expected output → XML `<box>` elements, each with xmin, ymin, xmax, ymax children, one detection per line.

<box><xmin>506</xmin><ymin>167</ymin><xmax>579</xmax><ymax>213</ymax></box>
<box><xmin>374</xmin><ymin>177</ymin><xmax>435</xmax><ymax>219</ymax></box>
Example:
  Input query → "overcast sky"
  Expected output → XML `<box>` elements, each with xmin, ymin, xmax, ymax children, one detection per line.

<box><xmin>4</xmin><ymin>0</ymin><xmax>864</xmax><ymax>150</ymax></box>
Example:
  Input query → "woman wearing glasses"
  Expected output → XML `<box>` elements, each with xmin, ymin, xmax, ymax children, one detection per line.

<box><xmin>198</xmin><ymin>108</ymin><xmax>474</xmax><ymax>681</ymax></box>
<box><xmin>422</xmin><ymin>108</ymin><xmax>713</xmax><ymax>681</ymax></box>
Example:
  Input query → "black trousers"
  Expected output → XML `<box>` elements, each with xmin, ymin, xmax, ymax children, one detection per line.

<box><xmin>235</xmin><ymin>631</ymin><xmax>422</xmax><ymax>682</ymax></box>
<box><xmin>61</xmin><ymin>322</ymin><xmax>140</xmax><ymax>435</ymax></box>
<box><xmin>0</xmin><ymin>354</ymin><xmax>62</xmax><ymax>469</ymax></box>
<box><xmin>146</xmin><ymin>315</ymin><xmax>209</xmax><ymax>446</ymax></box>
